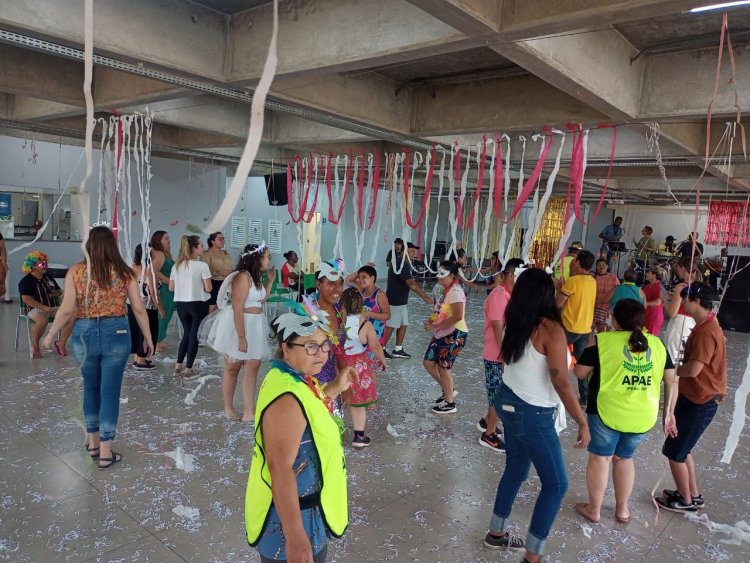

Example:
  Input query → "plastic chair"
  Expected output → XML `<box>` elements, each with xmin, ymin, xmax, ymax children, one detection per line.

<box><xmin>264</xmin><ymin>275</ymin><xmax>293</xmax><ymax>318</ymax></box>
<box><xmin>15</xmin><ymin>296</ymin><xmax>34</xmax><ymax>357</ymax></box>
<box><xmin>14</xmin><ymin>297</ymin><xmax>55</xmax><ymax>358</ymax></box>
<box><xmin>303</xmin><ymin>273</ymin><xmax>316</xmax><ymax>293</ymax></box>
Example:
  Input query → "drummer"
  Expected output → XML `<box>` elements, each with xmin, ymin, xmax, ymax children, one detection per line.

<box><xmin>659</xmin><ymin>235</ymin><xmax>676</xmax><ymax>255</ymax></box>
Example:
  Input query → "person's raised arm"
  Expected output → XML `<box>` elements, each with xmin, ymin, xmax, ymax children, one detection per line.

<box><xmin>664</xmin><ymin>282</ymin><xmax>686</xmax><ymax>318</ymax></box>
<box><xmin>262</xmin><ymin>395</ymin><xmax>314</xmax><ymax>563</ymax></box>
<box><xmin>406</xmin><ymin>278</ymin><xmax>432</xmax><ymax>305</ymax></box>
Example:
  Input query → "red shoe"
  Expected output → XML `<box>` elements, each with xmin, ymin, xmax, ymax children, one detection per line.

<box><xmin>54</xmin><ymin>341</ymin><xmax>67</xmax><ymax>357</ymax></box>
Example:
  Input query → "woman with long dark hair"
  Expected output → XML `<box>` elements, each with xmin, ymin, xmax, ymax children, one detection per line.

<box><xmin>128</xmin><ymin>244</ymin><xmax>164</xmax><ymax>370</ymax></box>
<box><xmin>43</xmin><ymin>226</ymin><xmax>153</xmax><ymax>469</ymax></box>
<box><xmin>573</xmin><ymin>299</ymin><xmax>675</xmax><ymax>524</ymax></box>
<box><xmin>150</xmin><ymin>230</ymin><xmax>175</xmax><ymax>352</ymax></box>
<box><xmin>170</xmin><ymin>235</ymin><xmax>212</xmax><ymax>378</ymax></box>
<box><xmin>203</xmin><ymin>231</ymin><xmax>233</xmax><ymax>313</ymax></box>
<box><xmin>483</xmin><ymin>269</ymin><xmax>589</xmax><ymax>562</ymax></box>
<box><xmin>206</xmin><ymin>242</ymin><xmax>275</xmax><ymax>421</ymax></box>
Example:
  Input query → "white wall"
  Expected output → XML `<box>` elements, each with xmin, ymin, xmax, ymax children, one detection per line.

<box><xmin>0</xmin><ymin>135</ymin><xmax>226</xmax><ymax>296</ymax></box>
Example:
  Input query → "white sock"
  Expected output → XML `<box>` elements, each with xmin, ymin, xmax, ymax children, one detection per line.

<box><xmin>395</xmin><ymin>345</ymin><xmax>403</xmax><ymax>352</ymax></box>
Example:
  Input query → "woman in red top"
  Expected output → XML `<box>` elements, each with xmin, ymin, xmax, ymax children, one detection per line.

<box><xmin>281</xmin><ymin>250</ymin><xmax>300</xmax><ymax>295</ymax></box>
<box><xmin>643</xmin><ymin>266</ymin><xmax>666</xmax><ymax>336</ymax></box>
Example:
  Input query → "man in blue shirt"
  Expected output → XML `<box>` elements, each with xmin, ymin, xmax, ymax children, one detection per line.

<box><xmin>599</xmin><ymin>216</ymin><xmax>623</xmax><ymax>264</ymax></box>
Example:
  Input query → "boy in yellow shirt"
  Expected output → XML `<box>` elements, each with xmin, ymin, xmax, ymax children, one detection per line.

<box><xmin>556</xmin><ymin>249</ymin><xmax>597</xmax><ymax>406</ymax></box>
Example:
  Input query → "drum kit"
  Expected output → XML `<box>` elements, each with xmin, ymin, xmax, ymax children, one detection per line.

<box><xmin>607</xmin><ymin>242</ymin><xmax>675</xmax><ymax>285</ymax></box>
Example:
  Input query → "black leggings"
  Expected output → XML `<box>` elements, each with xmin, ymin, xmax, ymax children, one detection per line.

<box><xmin>127</xmin><ymin>305</ymin><xmax>159</xmax><ymax>359</ymax></box>
<box><xmin>175</xmin><ymin>301</ymin><xmax>209</xmax><ymax>368</ymax></box>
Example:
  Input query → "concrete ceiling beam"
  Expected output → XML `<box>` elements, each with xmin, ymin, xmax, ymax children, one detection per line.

<box><xmin>640</xmin><ymin>47</ymin><xmax>750</xmax><ymax>120</ymax></box>
<box><xmin>411</xmin><ymin>74</ymin><xmax>605</xmax><ymax>135</ymax></box>
<box><xmin>497</xmin><ymin>1</ymin><xmax>708</xmax><ymax>40</ymax></box>
<box><xmin>94</xmin><ymin>68</ymin><xmax>191</xmax><ymax>109</ymax></box>
<box><xmin>11</xmin><ymin>96</ymin><xmax>81</xmax><ymax>121</ymax></box>
<box><xmin>0</xmin><ymin>44</ymin><xmax>84</xmax><ymax>106</ymax></box>
<box><xmin>228</xmin><ymin>0</ymin><xmax>473</xmax><ymax>82</ymax></box>
<box><xmin>0</xmin><ymin>0</ymin><xmax>227</xmax><ymax>81</ymax></box>
<box><xmin>492</xmin><ymin>29</ymin><xmax>642</xmax><ymax>121</ymax></box>
<box><xmin>405</xmin><ymin>0</ymin><xmax>500</xmax><ymax>35</ymax></box>
<box><xmin>267</xmin><ymin>113</ymin><xmax>370</xmax><ymax>146</ymax></box>
<box><xmin>269</xmin><ymin>72</ymin><xmax>413</xmax><ymax>135</ymax></box>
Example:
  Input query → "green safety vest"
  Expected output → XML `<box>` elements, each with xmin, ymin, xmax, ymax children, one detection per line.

<box><xmin>554</xmin><ymin>255</ymin><xmax>575</xmax><ymax>282</ymax></box>
<box><xmin>596</xmin><ymin>331</ymin><xmax>667</xmax><ymax>433</ymax></box>
<box><xmin>245</xmin><ymin>366</ymin><xmax>348</xmax><ymax>545</ymax></box>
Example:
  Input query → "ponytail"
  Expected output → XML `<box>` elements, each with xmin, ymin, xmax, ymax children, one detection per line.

<box><xmin>612</xmin><ymin>299</ymin><xmax>649</xmax><ymax>353</ymax></box>
<box><xmin>176</xmin><ymin>235</ymin><xmax>200</xmax><ymax>269</ymax></box>
<box><xmin>628</xmin><ymin>329</ymin><xmax>649</xmax><ymax>353</ymax></box>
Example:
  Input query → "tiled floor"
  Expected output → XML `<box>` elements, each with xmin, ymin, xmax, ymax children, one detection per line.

<box><xmin>1</xmin><ymin>291</ymin><xmax>749</xmax><ymax>562</ymax></box>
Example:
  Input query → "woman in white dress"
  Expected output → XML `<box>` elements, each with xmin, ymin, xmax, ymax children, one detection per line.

<box><xmin>207</xmin><ymin>242</ymin><xmax>275</xmax><ymax>421</ymax></box>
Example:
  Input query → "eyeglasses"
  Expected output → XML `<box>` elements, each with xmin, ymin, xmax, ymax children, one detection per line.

<box><xmin>288</xmin><ymin>340</ymin><xmax>333</xmax><ymax>356</ymax></box>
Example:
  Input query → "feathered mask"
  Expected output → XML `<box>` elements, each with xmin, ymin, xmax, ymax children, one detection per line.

<box><xmin>272</xmin><ymin>295</ymin><xmax>330</xmax><ymax>341</ymax></box>
<box><xmin>315</xmin><ymin>258</ymin><xmax>344</xmax><ymax>281</ymax></box>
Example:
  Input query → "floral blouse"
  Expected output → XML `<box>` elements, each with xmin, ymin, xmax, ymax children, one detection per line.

<box><xmin>72</xmin><ymin>263</ymin><xmax>129</xmax><ymax>318</ymax></box>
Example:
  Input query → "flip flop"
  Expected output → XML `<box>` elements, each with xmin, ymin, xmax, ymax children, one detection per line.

<box><xmin>97</xmin><ymin>451</ymin><xmax>123</xmax><ymax>470</ymax></box>
<box><xmin>615</xmin><ymin>514</ymin><xmax>630</xmax><ymax>524</ymax></box>
<box><xmin>225</xmin><ymin>411</ymin><xmax>241</xmax><ymax>421</ymax></box>
<box><xmin>54</xmin><ymin>341</ymin><xmax>67</xmax><ymax>357</ymax></box>
<box><xmin>574</xmin><ymin>503</ymin><xmax>600</xmax><ymax>524</ymax></box>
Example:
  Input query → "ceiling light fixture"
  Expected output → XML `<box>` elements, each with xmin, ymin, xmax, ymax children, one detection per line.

<box><xmin>690</xmin><ymin>1</ymin><xmax>750</xmax><ymax>13</ymax></box>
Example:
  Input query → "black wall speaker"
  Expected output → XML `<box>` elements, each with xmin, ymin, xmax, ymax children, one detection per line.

<box><xmin>264</xmin><ymin>173</ymin><xmax>288</xmax><ymax>206</ymax></box>
<box><xmin>722</xmin><ymin>256</ymin><xmax>750</xmax><ymax>301</ymax></box>
<box><xmin>718</xmin><ymin>298</ymin><xmax>750</xmax><ymax>333</ymax></box>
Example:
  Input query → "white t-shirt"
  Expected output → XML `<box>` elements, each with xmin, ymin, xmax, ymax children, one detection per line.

<box><xmin>170</xmin><ymin>260</ymin><xmax>211</xmax><ymax>302</ymax></box>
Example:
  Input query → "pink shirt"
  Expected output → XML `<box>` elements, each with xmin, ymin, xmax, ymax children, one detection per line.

<box><xmin>483</xmin><ymin>285</ymin><xmax>510</xmax><ymax>361</ymax></box>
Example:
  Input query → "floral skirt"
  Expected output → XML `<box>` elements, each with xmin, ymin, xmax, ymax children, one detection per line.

<box><xmin>341</xmin><ymin>351</ymin><xmax>377</xmax><ymax>408</ymax></box>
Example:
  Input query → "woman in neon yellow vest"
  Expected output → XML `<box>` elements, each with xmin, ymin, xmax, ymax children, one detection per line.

<box><xmin>245</xmin><ymin>310</ymin><xmax>355</xmax><ymax>563</ymax></box>
<box><xmin>573</xmin><ymin>299</ymin><xmax>677</xmax><ymax>525</ymax></box>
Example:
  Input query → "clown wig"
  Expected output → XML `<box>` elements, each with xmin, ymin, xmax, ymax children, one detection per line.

<box><xmin>22</xmin><ymin>251</ymin><xmax>48</xmax><ymax>273</ymax></box>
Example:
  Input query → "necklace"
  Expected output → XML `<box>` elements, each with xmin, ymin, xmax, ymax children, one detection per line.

<box><xmin>271</xmin><ymin>360</ymin><xmax>334</xmax><ymax>414</ymax></box>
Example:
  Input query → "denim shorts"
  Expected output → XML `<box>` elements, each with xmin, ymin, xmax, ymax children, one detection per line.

<box><xmin>662</xmin><ymin>394</ymin><xmax>718</xmax><ymax>463</ymax></box>
<box><xmin>587</xmin><ymin>414</ymin><xmax>647</xmax><ymax>459</ymax></box>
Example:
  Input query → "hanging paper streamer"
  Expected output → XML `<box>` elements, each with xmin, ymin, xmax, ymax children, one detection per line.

<box><xmin>466</xmin><ymin>136</ymin><xmax>488</xmax><ymax>229</ymax></box>
<box><xmin>721</xmin><ymin>350</ymin><xmax>750</xmax><ymax>464</ymax></box>
<box><xmin>589</xmin><ymin>124</ymin><xmax>617</xmax><ymax>223</ymax></box>
<box><xmin>202</xmin><ymin>0</ymin><xmax>279</xmax><ymax>234</ymax></box>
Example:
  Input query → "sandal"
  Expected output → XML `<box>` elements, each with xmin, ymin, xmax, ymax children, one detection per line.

<box><xmin>54</xmin><ymin>341</ymin><xmax>67</xmax><ymax>357</ymax></box>
<box><xmin>85</xmin><ymin>444</ymin><xmax>100</xmax><ymax>459</ymax></box>
<box><xmin>615</xmin><ymin>514</ymin><xmax>630</xmax><ymax>524</ymax></box>
<box><xmin>98</xmin><ymin>451</ymin><xmax>123</xmax><ymax>470</ymax></box>
<box><xmin>574</xmin><ymin>503</ymin><xmax>600</xmax><ymax>524</ymax></box>
<box><xmin>173</xmin><ymin>366</ymin><xmax>185</xmax><ymax>377</ymax></box>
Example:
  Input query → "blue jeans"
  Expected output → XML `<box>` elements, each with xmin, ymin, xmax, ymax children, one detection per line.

<box><xmin>490</xmin><ymin>385</ymin><xmax>569</xmax><ymax>555</ymax></box>
<box><xmin>71</xmin><ymin>316</ymin><xmax>131</xmax><ymax>442</ymax></box>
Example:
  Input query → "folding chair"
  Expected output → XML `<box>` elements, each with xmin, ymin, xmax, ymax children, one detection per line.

<box><xmin>15</xmin><ymin>297</ymin><xmax>55</xmax><ymax>358</ymax></box>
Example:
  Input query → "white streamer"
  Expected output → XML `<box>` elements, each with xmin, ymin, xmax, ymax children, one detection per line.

<box><xmin>721</xmin><ymin>350</ymin><xmax>750</xmax><ymax>464</ymax></box>
<box><xmin>203</xmin><ymin>0</ymin><xmax>279</xmax><ymax>234</ymax></box>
